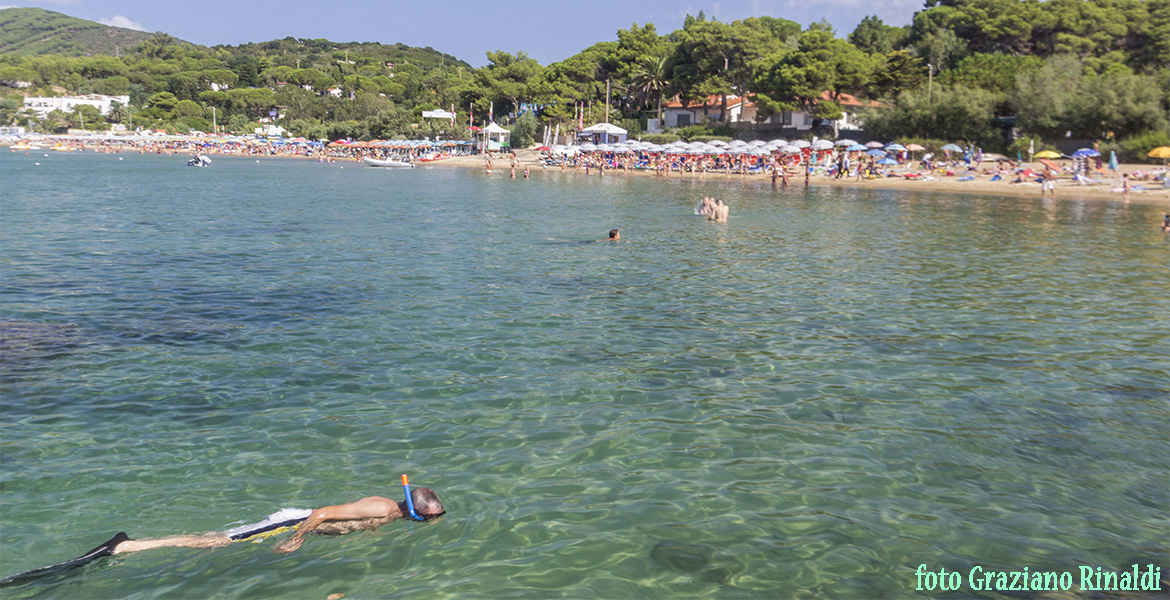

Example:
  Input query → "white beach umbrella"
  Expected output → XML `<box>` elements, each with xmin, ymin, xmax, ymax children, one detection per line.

<box><xmin>791</xmin><ymin>140</ymin><xmax>811</xmax><ymax>149</ymax></box>
<box><xmin>812</xmin><ymin>140</ymin><xmax>834</xmax><ymax>150</ymax></box>
<box><xmin>835</xmin><ymin>139</ymin><xmax>858</xmax><ymax>146</ymax></box>
<box><xmin>865</xmin><ymin>141</ymin><xmax>885</xmax><ymax>148</ymax></box>
<box><xmin>749</xmin><ymin>140</ymin><xmax>768</xmax><ymax>146</ymax></box>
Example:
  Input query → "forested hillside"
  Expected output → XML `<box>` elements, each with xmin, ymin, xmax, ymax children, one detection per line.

<box><xmin>0</xmin><ymin>8</ymin><xmax>161</xmax><ymax>56</ymax></box>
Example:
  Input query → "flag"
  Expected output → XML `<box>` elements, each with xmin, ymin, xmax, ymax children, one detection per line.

<box><xmin>489</xmin><ymin>102</ymin><xmax>493</xmax><ymax>123</ymax></box>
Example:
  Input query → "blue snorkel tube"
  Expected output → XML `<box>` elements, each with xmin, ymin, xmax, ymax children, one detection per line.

<box><xmin>401</xmin><ymin>474</ymin><xmax>425</xmax><ymax>521</ymax></box>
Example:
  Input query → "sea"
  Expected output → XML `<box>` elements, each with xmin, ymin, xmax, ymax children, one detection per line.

<box><xmin>1</xmin><ymin>150</ymin><xmax>1166</xmax><ymax>599</ymax></box>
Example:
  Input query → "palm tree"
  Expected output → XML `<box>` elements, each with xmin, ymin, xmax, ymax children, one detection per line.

<box><xmin>107</xmin><ymin>101</ymin><xmax>130</xmax><ymax>124</ymax></box>
<box><xmin>145</xmin><ymin>32</ymin><xmax>175</xmax><ymax>59</ymax></box>
<box><xmin>630</xmin><ymin>55</ymin><xmax>669</xmax><ymax>124</ymax></box>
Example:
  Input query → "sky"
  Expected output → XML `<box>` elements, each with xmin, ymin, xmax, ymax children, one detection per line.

<box><xmin>2</xmin><ymin>0</ymin><xmax>923</xmax><ymax>66</ymax></box>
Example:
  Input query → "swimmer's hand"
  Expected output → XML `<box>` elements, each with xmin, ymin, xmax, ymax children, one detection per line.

<box><xmin>274</xmin><ymin>536</ymin><xmax>305</xmax><ymax>554</ymax></box>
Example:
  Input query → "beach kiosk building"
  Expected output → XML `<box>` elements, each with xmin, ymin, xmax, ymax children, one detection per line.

<box><xmin>478</xmin><ymin>122</ymin><xmax>511</xmax><ymax>152</ymax></box>
<box><xmin>578</xmin><ymin>122</ymin><xmax>627</xmax><ymax>145</ymax></box>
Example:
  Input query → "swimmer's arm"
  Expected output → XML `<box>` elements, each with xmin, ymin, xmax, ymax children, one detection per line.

<box><xmin>274</xmin><ymin>497</ymin><xmax>399</xmax><ymax>553</ymax></box>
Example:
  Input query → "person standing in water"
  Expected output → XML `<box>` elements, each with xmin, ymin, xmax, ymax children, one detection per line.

<box><xmin>709</xmin><ymin>200</ymin><xmax>729</xmax><ymax>222</ymax></box>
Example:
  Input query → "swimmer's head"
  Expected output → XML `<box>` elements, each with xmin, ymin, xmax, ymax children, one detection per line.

<box><xmin>405</xmin><ymin>487</ymin><xmax>445</xmax><ymax>520</ymax></box>
<box><xmin>609</xmin><ymin>229</ymin><xmax>620</xmax><ymax>240</ymax></box>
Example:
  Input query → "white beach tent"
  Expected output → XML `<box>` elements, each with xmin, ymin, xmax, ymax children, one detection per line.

<box><xmin>579</xmin><ymin>122</ymin><xmax>628</xmax><ymax>144</ymax></box>
<box><xmin>479</xmin><ymin>122</ymin><xmax>511</xmax><ymax>151</ymax></box>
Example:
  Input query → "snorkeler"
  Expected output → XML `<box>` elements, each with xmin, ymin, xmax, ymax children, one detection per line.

<box><xmin>1</xmin><ymin>476</ymin><xmax>444</xmax><ymax>586</ymax></box>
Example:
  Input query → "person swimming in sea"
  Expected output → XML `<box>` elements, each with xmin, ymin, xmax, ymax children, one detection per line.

<box><xmin>1</xmin><ymin>477</ymin><xmax>443</xmax><ymax>586</ymax></box>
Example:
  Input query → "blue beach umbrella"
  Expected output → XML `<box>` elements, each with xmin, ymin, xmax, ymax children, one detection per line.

<box><xmin>877</xmin><ymin>157</ymin><xmax>898</xmax><ymax>165</ymax></box>
<box><xmin>866</xmin><ymin>149</ymin><xmax>887</xmax><ymax>156</ymax></box>
<box><xmin>1072</xmin><ymin>148</ymin><xmax>1100</xmax><ymax>158</ymax></box>
<box><xmin>941</xmin><ymin>143</ymin><xmax>963</xmax><ymax>152</ymax></box>
<box><xmin>885</xmin><ymin>143</ymin><xmax>906</xmax><ymax>151</ymax></box>
<box><xmin>846</xmin><ymin>144</ymin><xmax>867</xmax><ymax>151</ymax></box>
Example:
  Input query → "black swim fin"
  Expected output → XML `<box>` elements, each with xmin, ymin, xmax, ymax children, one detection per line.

<box><xmin>0</xmin><ymin>532</ymin><xmax>131</xmax><ymax>587</ymax></box>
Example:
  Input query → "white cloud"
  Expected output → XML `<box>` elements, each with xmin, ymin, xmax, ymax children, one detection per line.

<box><xmin>98</xmin><ymin>15</ymin><xmax>146</xmax><ymax>31</ymax></box>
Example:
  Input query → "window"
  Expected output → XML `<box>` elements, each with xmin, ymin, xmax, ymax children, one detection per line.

<box><xmin>676</xmin><ymin>113</ymin><xmax>691</xmax><ymax>127</ymax></box>
<box><xmin>781</xmin><ymin>111</ymin><xmax>792</xmax><ymax>126</ymax></box>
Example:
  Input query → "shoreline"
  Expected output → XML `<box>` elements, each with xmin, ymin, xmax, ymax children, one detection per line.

<box><xmin>432</xmin><ymin>150</ymin><xmax>1170</xmax><ymax>207</ymax></box>
<box><xmin>8</xmin><ymin>141</ymin><xmax>1169</xmax><ymax>207</ymax></box>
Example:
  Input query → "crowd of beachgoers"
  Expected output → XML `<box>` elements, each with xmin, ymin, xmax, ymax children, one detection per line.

<box><xmin>2</xmin><ymin>134</ymin><xmax>477</xmax><ymax>162</ymax></box>
<box><xmin>5</xmin><ymin>133</ymin><xmax>1168</xmax><ymax>204</ymax></box>
<box><xmin>534</xmin><ymin>139</ymin><xmax>1170</xmax><ymax>189</ymax></box>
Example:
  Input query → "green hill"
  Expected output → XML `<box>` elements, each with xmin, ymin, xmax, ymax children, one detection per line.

<box><xmin>0</xmin><ymin>7</ymin><xmax>168</xmax><ymax>56</ymax></box>
<box><xmin>224</xmin><ymin>37</ymin><xmax>473</xmax><ymax>73</ymax></box>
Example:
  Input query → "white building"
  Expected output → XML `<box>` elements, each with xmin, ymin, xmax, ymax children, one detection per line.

<box><xmin>660</xmin><ymin>92</ymin><xmax>880</xmax><ymax>132</ymax></box>
<box><xmin>22</xmin><ymin>94</ymin><xmax>130</xmax><ymax>118</ymax></box>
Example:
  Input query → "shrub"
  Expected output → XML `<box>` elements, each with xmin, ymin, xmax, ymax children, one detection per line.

<box><xmin>641</xmin><ymin>133</ymin><xmax>680</xmax><ymax>144</ymax></box>
<box><xmin>1102</xmin><ymin>130</ymin><xmax>1170</xmax><ymax>163</ymax></box>
<box><xmin>509</xmin><ymin>112</ymin><xmax>538</xmax><ymax>149</ymax></box>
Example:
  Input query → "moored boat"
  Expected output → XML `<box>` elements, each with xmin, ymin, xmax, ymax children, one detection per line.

<box><xmin>363</xmin><ymin>156</ymin><xmax>414</xmax><ymax>168</ymax></box>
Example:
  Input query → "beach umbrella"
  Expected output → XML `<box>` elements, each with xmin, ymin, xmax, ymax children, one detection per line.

<box><xmin>535</xmin><ymin>146</ymin><xmax>551</xmax><ymax>151</ymax></box>
<box><xmin>877</xmin><ymin>157</ymin><xmax>898</xmax><ymax>165</ymax></box>
<box><xmin>1034</xmin><ymin>150</ymin><xmax>1062</xmax><ymax>159</ymax></box>
<box><xmin>1071</xmin><ymin>148</ymin><xmax>1100</xmax><ymax>158</ymax></box>
<box><xmin>791</xmin><ymin>140</ymin><xmax>811</xmax><ymax>148</ymax></box>
<box><xmin>1145</xmin><ymin>146</ymin><xmax>1170</xmax><ymax>158</ymax></box>
<box><xmin>846</xmin><ymin>144</ymin><xmax>867</xmax><ymax>152</ymax></box>
<box><xmin>941</xmin><ymin>143</ymin><xmax>963</xmax><ymax>152</ymax></box>
<box><xmin>905</xmin><ymin>143</ymin><xmax>926</xmax><ymax>151</ymax></box>
<box><xmin>866</xmin><ymin>149</ymin><xmax>887</xmax><ymax>156</ymax></box>
<box><xmin>865</xmin><ymin>141</ymin><xmax>885</xmax><ymax>148</ymax></box>
<box><xmin>835</xmin><ymin>139</ymin><xmax>858</xmax><ymax>146</ymax></box>
<box><xmin>811</xmin><ymin>140</ymin><xmax>834</xmax><ymax>150</ymax></box>
<box><xmin>885</xmin><ymin>143</ymin><xmax>906</xmax><ymax>151</ymax></box>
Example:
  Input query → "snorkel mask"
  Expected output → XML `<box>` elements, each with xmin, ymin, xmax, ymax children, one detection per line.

<box><xmin>401</xmin><ymin>474</ymin><xmax>444</xmax><ymax>521</ymax></box>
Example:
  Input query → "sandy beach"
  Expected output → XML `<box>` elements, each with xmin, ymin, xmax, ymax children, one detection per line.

<box><xmin>9</xmin><ymin>139</ymin><xmax>1168</xmax><ymax>207</ymax></box>
<box><xmin>435</xmin><ymin>149</ymin><xmax>1170</xmax><ymax>207</ymax></box>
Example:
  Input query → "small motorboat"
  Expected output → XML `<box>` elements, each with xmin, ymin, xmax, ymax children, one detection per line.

<box><xmin>363</xmin><ymin>157</ymin><xmax>414</xmax><ymax>168</ymax></box>
<box><xmin>187</xmin><ymin>154</ymin><xmax>211</xmax><ymax>167</ymax></box>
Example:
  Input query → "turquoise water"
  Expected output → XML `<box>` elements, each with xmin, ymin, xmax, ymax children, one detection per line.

<box><xmin>1</xmin><ymin>151</ymin><xmax>1166</xmax><ymax>599</ymax></box>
